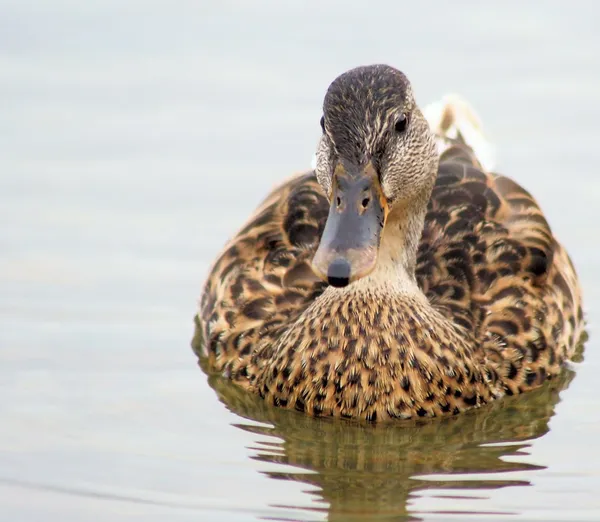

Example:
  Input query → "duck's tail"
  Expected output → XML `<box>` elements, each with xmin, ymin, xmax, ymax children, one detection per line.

<box><xmin>423</xmin><ymin>94</ymin><xmax>496</xmax><ymax>172</ymax></box>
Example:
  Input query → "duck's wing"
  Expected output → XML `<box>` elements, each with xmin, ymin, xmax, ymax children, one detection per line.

<box><xmin>417</xmin><ymin>99</ymin><xmax>584</xmax><ymax>395</ymax></box>
<box><xmin>196</xmin><ymin>173</ymin><xmax>328</xmax><ymax>378</ymax></box>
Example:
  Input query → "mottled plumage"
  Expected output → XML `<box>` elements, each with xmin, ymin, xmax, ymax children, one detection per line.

<box><xmin>194</xmin><ymin>65</ymin><xmax>584</xmax><ymax>422</ymax></box>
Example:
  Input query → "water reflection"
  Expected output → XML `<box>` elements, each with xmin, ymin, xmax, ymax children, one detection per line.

<box><xmin>199</xmin><ymin>356</ymin><xmax>578</xmax><ymax>521</ymax></box>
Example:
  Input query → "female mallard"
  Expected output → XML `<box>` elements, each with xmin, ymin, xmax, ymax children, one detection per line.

<box><xmin>194</xmin><ymin>64</ymin><xmax>584</xmax><ymax>422</ymax></box>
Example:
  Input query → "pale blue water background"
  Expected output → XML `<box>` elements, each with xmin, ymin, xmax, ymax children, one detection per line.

<box><xmin>2</xmin><ymin>1</ymin><xmax>600</xmax><ymax>520</ymax></box>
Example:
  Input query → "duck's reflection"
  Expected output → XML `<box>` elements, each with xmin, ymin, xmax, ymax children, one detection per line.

<box><xmin>200</xmin><ymin>356</ymin><xmax>577</xmax><ymax>521</ymax></box>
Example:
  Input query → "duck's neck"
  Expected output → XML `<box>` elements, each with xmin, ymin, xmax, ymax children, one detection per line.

<box><xmin>350</xmin><ymin>196</ymin><xmax>429</xmax><ymax>296</ymax></box>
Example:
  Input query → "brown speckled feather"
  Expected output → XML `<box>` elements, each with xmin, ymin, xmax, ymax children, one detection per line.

<box><xmin>197</xmin><ymin>174</ymin><xmax>329</xmax><ymax>373</ymax></box>
<box><xmin>195</xmin><ymin>142</ymin><xmax>584</xmax><ymax>422</ymax></box>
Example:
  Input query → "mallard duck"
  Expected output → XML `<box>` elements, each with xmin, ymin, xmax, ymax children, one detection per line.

<box><xmin>194</xmin><ymin>64</ymin><xmax>584</xmax><ymax>422</ymax></box>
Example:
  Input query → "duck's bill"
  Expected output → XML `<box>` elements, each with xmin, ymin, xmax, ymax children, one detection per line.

<box><xmin>312</xmin><ymin>161</ymin><xmax>388</xmax><ymax>288</ymax></box>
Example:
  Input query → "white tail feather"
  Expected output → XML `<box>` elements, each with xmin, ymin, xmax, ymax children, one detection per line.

<box><xmin>423</xmin><ymin>94</ymin><xmax>496</xmax><ymax>172</ymax></box>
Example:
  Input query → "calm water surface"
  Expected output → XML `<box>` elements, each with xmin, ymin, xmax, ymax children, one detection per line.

<box><xmin>2</xmin><ymin>1</ymin><xmax>600</xmax><ymax>520</ymax></box>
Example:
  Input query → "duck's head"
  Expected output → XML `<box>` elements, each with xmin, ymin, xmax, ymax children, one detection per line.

<box><xmin>312</xmin><ymin>64</ymin><xmax>438</xmax><ymax>288</ymax></box>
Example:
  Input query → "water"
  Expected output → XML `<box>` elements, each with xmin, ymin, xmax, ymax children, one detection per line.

<box><xmin>2</xmin><ymin>1</ymin><xmax>600</xmax><ymax>520</ymax></box>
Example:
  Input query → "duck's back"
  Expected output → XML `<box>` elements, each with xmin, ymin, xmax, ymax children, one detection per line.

<box><xmin>196</xmin><ymin>100</ymin><xmax>584</xmax><ymax>399</ymax></box>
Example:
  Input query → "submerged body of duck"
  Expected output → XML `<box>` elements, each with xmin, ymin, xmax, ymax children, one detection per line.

<box><xmin>194</xmin><ymin>64</ymin><xmax>584</xmax><ymax>422</ymax></box>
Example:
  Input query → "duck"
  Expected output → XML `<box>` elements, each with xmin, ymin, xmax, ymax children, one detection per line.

<box><xmin>194</xmin><ymin>64</ymin><xmax>584</xmax><ymax>422</ymax></box>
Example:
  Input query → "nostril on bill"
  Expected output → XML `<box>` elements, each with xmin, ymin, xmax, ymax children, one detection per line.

<box><xmin>327</xmin><ymin>258</ymin><xmax>351</xmax><ymax>287</ymax></box>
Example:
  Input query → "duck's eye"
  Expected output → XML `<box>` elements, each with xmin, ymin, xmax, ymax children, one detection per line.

<box><xmin>394</xmin><ymin>113</ymin><xmax>409</xmax><ymax>133</ymax></box>
<box><xmin>320</xmin><ymin>115</ymin><xmax>326</xmax><ymax>133</ymax></box>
